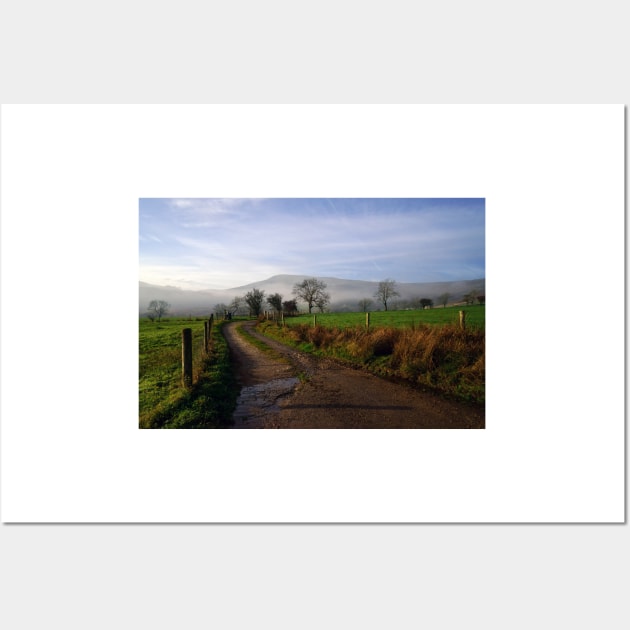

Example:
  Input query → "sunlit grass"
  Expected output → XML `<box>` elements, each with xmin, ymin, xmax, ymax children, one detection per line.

<box><xmin>259</xmin><ymin>314</ymin><xmax>485</xmax><ymax>404</ymax></box>
<box><xmin>284</xmin><ymin>305</ymin><xmax>484</xmax><ymax>330</ymax></box>
<box><xmin>139</xmin><ymin>318</ymin><xmax>238</xmax><ymax>428</ymax></box>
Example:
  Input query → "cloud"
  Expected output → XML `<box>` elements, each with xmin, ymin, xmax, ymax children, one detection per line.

<box><xmin>173</xmin><ymin>236</ymin><xmax>216</xmax><ymax>250</ymax></box>
<box><xmin>169</xmin><ymin>199</ymin><xmax>196</xmax><ymax>209</ymax></box>
<box><xmin>140</xmin><ymin>198</ymin><xmax>485</xmax><ymax>289</ymax></box>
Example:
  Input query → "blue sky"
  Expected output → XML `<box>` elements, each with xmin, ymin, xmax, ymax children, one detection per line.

<box><xmin>139</xmin><ymin>198</ymin><xmax>485</xmax><ymax>290</ymax></box>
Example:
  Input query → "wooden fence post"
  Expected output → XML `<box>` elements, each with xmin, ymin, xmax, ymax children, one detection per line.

<box><xmin>182</xmin><ymin>328</ymin><xmax>193</xmax><ymax>388</ymax></box>
<box><xmin>204</xmin><ymin>321</ymin><xmax>209</xmax><ymax>353</ymax></box>
<box><xmin>313</xmin><ymin>314</ymin><xmax>317</xmax><ymax>327</ymax></box>
<box><xmin>459</xmin><ymin>310</ymin><xmax>466</xmax><ymax>330</ymax></box>
<box><xmin>281</xmin><ymin>311</ymin><xmax>285</xmax><ymax>327</ymax></box>
<box><xmin>366</xmin><ymin>312</ymin><xmax>370</xmax><ymax>330</ymax></box>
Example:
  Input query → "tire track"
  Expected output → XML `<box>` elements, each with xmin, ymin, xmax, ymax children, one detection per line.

<box><xmin>223</xmin><ymin>320</ymin><xmax>485</xmax><ymax>429</ymax></box>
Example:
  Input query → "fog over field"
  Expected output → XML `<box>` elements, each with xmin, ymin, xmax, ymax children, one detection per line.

<box><xmin>139</xmin><ymin>198</ymin><xmax>485</xmax><ymax>314</ymax></box>
<box><xmin>140</xmin><ymin>274</ymin><xmax>485</xmax><ymax>315</ymax></box>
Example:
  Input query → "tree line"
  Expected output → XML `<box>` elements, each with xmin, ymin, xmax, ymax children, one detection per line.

<box><xmin>214</xmin><ymin>277</ymin><xmax>332</xmax><ymax>318</ymax></box>
<box><xmin>366</xmin><ymin>280</ymin><xmax>483</xmax><ymax>310</ymax></box>
<box><xmin>144</xmin><ymin>278</ymin><xmax>485</xmax><ymax>321</ymax></box>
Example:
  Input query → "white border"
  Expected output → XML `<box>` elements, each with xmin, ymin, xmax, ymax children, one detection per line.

<box><xmin>1</xmin><ymin>104</ymin><xmax>624</xmax><ymax>522</ymax></box>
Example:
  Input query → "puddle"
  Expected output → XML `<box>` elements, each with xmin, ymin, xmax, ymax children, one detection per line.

<box><xmin>232</xmin><ymin>377</ymin><xmax>300</xmax><ymax>428</ymax></box>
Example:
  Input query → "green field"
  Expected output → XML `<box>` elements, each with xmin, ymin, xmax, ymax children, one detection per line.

<box><xmin>258</xmin><ymin>305</ymin><xmax>485</xmax><ymax>403</ymax></box>
<box><xmin>281</xmin><ymin>305</ymin><xmax>485</xmax><ymax>330</ymax></box>
<box><xmin>139</xmin><ymin>306</ymin><xmax>485</xmax><ymax>428</ymax></box>
<box><xmin>139</xmin><ymin>317</ymin><xmax>238</xmax><ymax>429</ymax></box>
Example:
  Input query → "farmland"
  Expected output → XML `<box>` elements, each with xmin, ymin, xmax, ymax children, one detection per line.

<box><xmin>258</xmin><ymin>305</ymin><xmax>485</xmax><ymax>403</ymax></box>
<box><xmin>139</xmin><ymin>305</ymin><xmax>485</xmax><ymax>429</ymax></box>
<box><xmin>277</xmin><ymin>305</ymin><xmax>485</xmax><ymax>330</ymax></box>
<box><xmin>139</xmin><ymin>317</ymin><xmax>238</xmax><ymax>429</ymax></box>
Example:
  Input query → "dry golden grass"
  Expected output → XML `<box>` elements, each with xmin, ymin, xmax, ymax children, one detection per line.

<box><xmin>262</xmin><ymin>321</ymin><xmax>484</xmax><ymax>403</ymax></box>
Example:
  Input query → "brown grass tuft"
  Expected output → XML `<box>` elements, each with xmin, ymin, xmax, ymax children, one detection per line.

<box><xmin>259</xmin><ymin>321</ymin><xmax>485</xmax><ymax>403</ymax></box>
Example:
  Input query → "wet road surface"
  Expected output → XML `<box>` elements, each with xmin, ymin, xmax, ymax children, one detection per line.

<box><xmin>222</xmin><ymin>320</ymin><xmax>485</xmax><ymax>429</ymax></box>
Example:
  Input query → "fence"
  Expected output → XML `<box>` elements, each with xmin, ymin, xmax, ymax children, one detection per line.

<box><xmin>302</xmin><ymin>309</ymin><xmax>468</xmax><ymax>330</ymax></box>
<box><xmin>181</xmin><ymin>314</ymin><xmax>214</xmax><ymax>388</ymax></box>
<box><xmin>182</xmin><ymin>310</ymin><xmax>469</xmax><ymax>386</ymax></box>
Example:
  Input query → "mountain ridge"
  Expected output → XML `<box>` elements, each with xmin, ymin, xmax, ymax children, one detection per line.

<box><xmin>139</xmin><ymin>274</ymin><xmax>485</xmax><ymax>315</ymax></box>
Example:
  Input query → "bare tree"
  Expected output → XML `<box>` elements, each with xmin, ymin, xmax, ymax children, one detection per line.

<box><xmin>437</xmin><ymin>292</ymin><xmax>451</xmax><ymax>308</ymax></box>
<box><xmin>358</xmin><ymin>298</ymin><xmax>373</xmax><ymax>312</ymax></box>
<box><xmin>147</xmin><ymin>300</ymin><xmax>170</xmax><ymax>322</ymax></box>
<box><xmin>373</xmin><ymin>279</ymin><xmax>400</xmax><ymax>311</ymax></box>
<box><xmin>245</xmin><ymin>288</ymin><xmax>265</xmax><ymax>317</ymax></box>
<box><xmin>292</xmin><ymin>278</ymin><xmax>330</xmax><ymax>314</ymax></box>
<box><xmin>266</xmin><ymin>293</ymin><xmax>283</xmax><ymax>315</ymax></box>
<box><xmin>314</xmin><ymin>291</ymin><xmax>331</xmax><ymax>313</ymax></box>
<box><xmin>230</xmin><ymin>295</ymin><xmax>245</xmax><ymax>316</ymax></box>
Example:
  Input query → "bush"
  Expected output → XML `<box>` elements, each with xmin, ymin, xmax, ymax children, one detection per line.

<box><xmin>369</xmin><ymin>327</ymin><xmax>401</xmax><ymax>356</ymax></box>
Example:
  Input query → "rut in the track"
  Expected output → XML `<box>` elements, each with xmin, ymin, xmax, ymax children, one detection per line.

<box><xmin>222</xmin><ymin>320</ymin><xmax>484</xmax><ymax>429</ymax></box>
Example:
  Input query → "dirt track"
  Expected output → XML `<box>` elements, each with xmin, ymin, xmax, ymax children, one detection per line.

<box><xmin>222</xmin><ymin>320</ymin><xmax>485</xmax><ymax>429</ymax></box>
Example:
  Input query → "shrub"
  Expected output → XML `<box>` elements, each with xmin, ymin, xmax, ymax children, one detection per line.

<box><xmin>368</xmin><ymin>327</ymin><xmax>401</xmax><ymax>356</ymax></box>
<box><xmin>306</xmin><ymin>325</ymin><xmax>337</xmax><ymax>349</ymax></box>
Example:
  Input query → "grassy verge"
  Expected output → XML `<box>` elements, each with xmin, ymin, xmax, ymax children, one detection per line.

<box><xmin>236</xmin><ymin>322</ymin><xmax>289</xmax><ymax>363</ymax></box>
<box><xmin>258</xmin><ymin>320</ymin><xmax>484</xmax><ymax>404</ymax></box>
<box><xmin>139</xmin><ymin>318</ymin><xmax>238</xmax><ymax>428</ymax></box>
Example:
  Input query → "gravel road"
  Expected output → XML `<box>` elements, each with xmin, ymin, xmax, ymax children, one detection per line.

<box><xmin>222</xmin><ymin>320</ymin><xmax>485</xmax><ymax>429</ymax></box>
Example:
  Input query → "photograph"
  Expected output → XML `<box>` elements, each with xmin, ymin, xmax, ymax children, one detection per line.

<box><xmin>139</xmin><ymin>197</ymin><xmax>485</xmax><ymax>429</ymax></box>
<box><xmin>1</xmin><ymin>4</ymin><xmax>627</xmax><ymax>623</ymax></box>
<box><xmin>2</xmin><ymin>103</ymin><xmax>622</xmax><ymax>525</ymax></box>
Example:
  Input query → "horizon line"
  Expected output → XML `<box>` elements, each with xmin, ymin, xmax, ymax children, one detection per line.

<box><xmin>139</xmin><ymin>273</ymin><xmax>486</xmax><ymax>293</ymax></box>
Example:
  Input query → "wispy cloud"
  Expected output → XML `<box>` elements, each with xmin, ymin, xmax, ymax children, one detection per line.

<box><xmin>139</xmin><ymin>198</ymin><xmax>485</xmax><ymax>289</ymax></box>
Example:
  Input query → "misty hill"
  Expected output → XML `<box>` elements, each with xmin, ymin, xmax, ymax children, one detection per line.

<box><xmin>140</xmin><ymin>275</ymin><xmax>485</xmax><ymax>316</ymax></box>
<box><xmin>139</xmin><ymin>282</ymin><xmax>221</xmax><ymax>316</ymax></box>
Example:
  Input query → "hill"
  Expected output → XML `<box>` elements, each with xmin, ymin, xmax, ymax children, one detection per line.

<box><xmin>139</xmin><ymin>275</ymin><xmax>485</xmax><ymax>315</ymax></box>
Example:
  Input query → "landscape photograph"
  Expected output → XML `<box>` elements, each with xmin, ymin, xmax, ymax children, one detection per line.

<box><xmin>139</xmin><ymin>198</ymin><xmax>485</xmax><ymax>429</ymax></box>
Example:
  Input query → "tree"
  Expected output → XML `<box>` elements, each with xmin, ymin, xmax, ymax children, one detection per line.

<box><xmin>230</xmin><ymin>296</ymin><xmax>245</xmax><ymax>316</ymax></box>
<box><xmin>292</xmin><ymin>278</ymin><xmax>330</xmax><ymax>314</ymax></box>
<box><xmin>463</xmin><ymin>290</ymin><xmax>478</xmax><ymax>305</ymax></box>
<box><xmin>245</xmin><ymin>288</ymin><xmax>265</xmax><ymax>317</ymax></box>
<box><xmin>358</xmin><ymin>298</ymin><xmax>373</xmax><ymax>312</ymax></box>
<box><xmin>147</xmin><ymin>300</ymin><xmax>170</xmax><ymax>322</ymax></box>
<box><xmin>266</xmin><ymin>293</ymin><xmax>283</xmax><ymax>314</ymax></box>
<box><xmin>419</xmin><ymin>298</ymin><xmax>433</xmax><ymax>309</ymax></box>
<box><xmin>314</xmin><ymin>291</ymin><xmax>331</xmax><ymax>313</ymax></box>
<box><xmin>214</xmin><ymin>303</ymin><xmax>229</xmax><ymax>317</ymax></box>
<box><xmin>477</xmin><ymin>294</ymin><xmax>485</xmax><ymax>305</ymax></box>
<box><xmin>282</xmin><ymin>299</ymin><xmax>298</xmax><ymax>316</ymax></box>
<box><xmin>437</xmin><ymin>292</ymin><xmax>451</xmax><ymax>308</ymax></box>
<box><xmin>373</xmin><ymin>279</ymin><xmax>400</xmax><ymax>311</ymax></box>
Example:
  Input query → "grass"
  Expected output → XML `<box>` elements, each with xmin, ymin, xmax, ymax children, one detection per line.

<box><xmin>138</xmin><ymin>308</ymin><xmax>485</xmax><ymax>427</ymax></box>
<box><xmin>284</xmin><ymin>305</ymin><xmax>485</xmax><ymax>330</ymax></box>
<box><xmin>258</xmin><ymin>310</ymin><xmax>485</xmax><ymax>403</ymax></box>
<box><xmin>139</xmin><ymin>317</ymin><xmax>238</xmax><ymax>428</ymax></box>
<box><xmin>236</xmin><ymin>321</ymin><xmax>288</xmax><ymax>363</ymax></box>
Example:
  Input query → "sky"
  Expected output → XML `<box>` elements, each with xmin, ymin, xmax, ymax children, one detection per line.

<box><xmin>139</xmin><ymin>198</ymin><xmax>485</xmax><ymax>290</ymax></box>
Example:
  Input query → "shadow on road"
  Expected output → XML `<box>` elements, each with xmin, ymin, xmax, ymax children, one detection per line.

<box><xmin>281</xmin><ymin>403</ymin><xmax>414</xmax><ymax>411</ymax></box>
